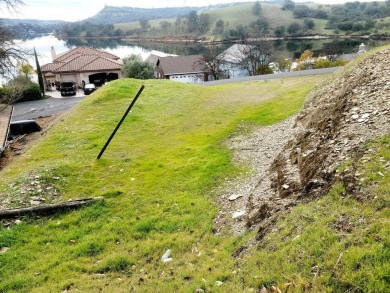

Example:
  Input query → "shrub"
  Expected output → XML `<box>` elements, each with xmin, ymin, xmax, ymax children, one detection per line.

<box><xmin>256</xmin><ymin>65</ymin><xmax>273</xmax><ymax>75</ymax></box>
<box><xmin>313</xmin><ymin>58</ymin><xmax>348</xmax><ymax>69</ymax></box>
<box><xmin>20</xmin><ymin>83</ymin><xmax>42</xmax><ymax>102</ymax></box>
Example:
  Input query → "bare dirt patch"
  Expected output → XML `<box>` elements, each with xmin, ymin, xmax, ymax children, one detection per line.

<box><xmin>214</xmin><ymin>48</ymin><xmax>390</xmax><ymax>248</ymax></box>
<box><xmin>0</xmin><ymin>113</ymin><xmax>64</xmax><ymax>170</ymax></box>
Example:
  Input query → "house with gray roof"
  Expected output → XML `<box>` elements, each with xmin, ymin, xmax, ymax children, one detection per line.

<box><xmin>41</xmin><ymin>46</ymin><xmax>122</xmax><ymax>89</ymax></box>
<box><xmin>153</xmin><ymin>55</ymin><xmax>210</xmax><ymax>83</ymax></box>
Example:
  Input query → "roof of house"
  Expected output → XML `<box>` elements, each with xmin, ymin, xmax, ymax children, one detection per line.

<box><xmin>221</xmin><ymin>44</ymin><xmax>252</xmax><ymax>63</ymax></box>
<box><xmin>157</xmin><ymin>55</ymin><xmax>207</xmax><ymax>76</ymax></box>
<box><xmin>145</xmin><ymin>54</ymin><xmax>160</xmax><ymax>66</ymax></box>
<box><xmin>54</xmin><ymin>46</ymin><xmax>120</xmax><ymax>62</ymax></box>
<box><xmin>42</xmin><ymin>46</ymin><xmax>122</xmax><ymax>74</ymax></box>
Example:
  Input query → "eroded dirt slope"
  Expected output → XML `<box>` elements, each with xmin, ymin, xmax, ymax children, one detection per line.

<box><xmin>215</xmin><ymin>48</ymin><xmax>390</xmax><ymax>241</ymax></box>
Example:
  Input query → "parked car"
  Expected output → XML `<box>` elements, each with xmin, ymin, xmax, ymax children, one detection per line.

<box><xmin>60</xmin><ymin>81</ymin><xmax>77</xmax><ymax>96</ymax></box>
<box><xmin>84</xmin><ymin>83</ymin><xmax>96</xmax><ymax>95</ymax></box>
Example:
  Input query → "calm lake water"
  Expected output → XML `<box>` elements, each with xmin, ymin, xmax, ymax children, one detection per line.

<box><xmin>19</xmin><ymin>34</ymin><xmax>389</xmax><ymax>66</ymax></box>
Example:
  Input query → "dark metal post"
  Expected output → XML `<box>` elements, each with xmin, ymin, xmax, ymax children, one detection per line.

<box><xmin>97</xmin><ymin>85</ymin><xmax>145</xmax><ymax>159</ymax></box>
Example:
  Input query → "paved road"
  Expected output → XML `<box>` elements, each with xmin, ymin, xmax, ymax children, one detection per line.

<box><xmin>202</xmin><ymin>67</ymin><xmax>341</xmax><ymax>86</ymax></box>
<box><xmin>12</xmin><ymin>90</ymin><xmax>86</xmax><ymax>121</ymax></box>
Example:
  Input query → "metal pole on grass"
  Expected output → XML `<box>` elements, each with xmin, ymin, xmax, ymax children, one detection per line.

<box><xmin>97</xmin><ymin>85</ymin><xmax>145</xmax><ymax>160</ymax></box>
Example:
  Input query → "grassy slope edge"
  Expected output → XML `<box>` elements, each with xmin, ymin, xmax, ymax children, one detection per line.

<box><xmin>0</xmin><ymin>76</ymin><xmax>326</xmax><ymax>292</ymax></box>
<box><xmin>0</xmin><ymin>45</ymin><xmax>388</xmax><ymax>291</ymax></box>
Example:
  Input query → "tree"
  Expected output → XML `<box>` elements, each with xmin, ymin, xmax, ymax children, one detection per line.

<box><xmin>252</xmin><ymin>1</ymin><xmax>262</xmax><ymax>16</ymax></box>
<box><xmin>282</xmin><ymin>0</ymin><xmax>295</xmax><ymax>10</ymax></box>
<box><xmin>275</xmin><ymin>55</ymin><xmax>292</xmax><ymax>72</ymax></box>
<box><xmin>0</xmin><ymin>0</ymin><xmax>31</xmax><ymax>77</ymax></box>
<box><xmin>18</xmin><ymin>61</ymin><xmax>33</xmax><ymax>78</ymax></box>
<box><xmin>214</xmin><ymin>19</ymin><xmax>224</xmax><ymax>35</ymax></box>
<box><xmin>321</xmin><ymin>41</ymin><xmax>343</xmax><ymax>62</ymax></box>
<box><xmin>237</xmin><ymin>41</ymin><xmax>274</xmax><ymax>76</ymax></box>
<box><xmin>295</xmin><ymin>49</ymin><xmax>314</xmax><ymax>70</ymax></box>
<box><xmin>34</xmin><ymin>47</ymin><xmax>44</xmax><ymax>97</ymax></box>
<box><xmin>287</xmin><ymin>22</ymin><xmax>302</xmax><ymax>36</ymax></box>
<box><xmin>0</xmin><ymin>0</ymin><xmax>34</xmax><ymax>109</ymax></box>
<box><xmin>139</xmin><ymin>19</ymin><xmax>150</xmax><ymax>32</ymax></box>
<box><xmin>186</xmin><ymin>10</ymin><xmax>198</xmax><ymax>33</ymax></box>
<box><xmin>198</xmin><ymin>43</ymin><xmax>226</xmax><ymax>80</ymax></box>
<box><xmin>122</xmin><ymin>54</ymin><xmax>154</xmax><ymax>80</ymax></box>
<box><xmin>159</xmin><ymin>21</ymin><xmax>172</xmax><ymax>33</ymax></box>
<box><xmin>251</xmin><ymin>18</ymin><xmax>269</xmax><ymax>35</ymax></box>
<box><xmin>303</xmin><ymin>19</ymin><xmax>315</xmax><ymax>30</ymax></box>
<box><xmin>293</xmin><ymin>5</ymin><xmax>311</xmax><ymax>18</ymax></box>
<box><xmin>198</xmin><ymin>13</ymin><xmax>210</xmax><ymax>34</ymax></box>
<box><xmin>274</xmin><ymin>25</ymin><xmax>286</xmax><ymax>37</ymax></box>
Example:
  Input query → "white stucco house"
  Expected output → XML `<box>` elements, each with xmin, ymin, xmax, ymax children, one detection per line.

<box><xmin>41</xmin><ymin>46</ymin><xmax>122</xmax><ymax>89</ymax></box>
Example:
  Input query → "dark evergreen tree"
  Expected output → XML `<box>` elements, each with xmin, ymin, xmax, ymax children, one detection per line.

<box><xmin>252</xmin><ymin>1</ymin><xmax>262</xmax><ymax>16</ymax></box>
<box><xmin>34</xmin><ymin>47</ymin><xmax>45</xmax><ymax>97</ymax></box>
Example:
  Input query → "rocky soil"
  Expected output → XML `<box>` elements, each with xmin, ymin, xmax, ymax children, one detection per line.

<box><xmin>214</xmin><ymin>48</ymin><xmax>390</xmax><ymax>243</ymax></box>
<box><xmin>0</xmin><ymin>114</ymin><xmax>65</xmax><ymax>210</ymax></box>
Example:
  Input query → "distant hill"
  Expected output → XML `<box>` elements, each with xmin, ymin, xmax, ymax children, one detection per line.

<box><xmin>0</xmin><ymin>18</ymin><xmax>66</xmax><ymax>26</ymax></box>
<box><xmin>85</xmin><ymin>3</ymin><xmax>242</xmax><ymax>24</ymax></box>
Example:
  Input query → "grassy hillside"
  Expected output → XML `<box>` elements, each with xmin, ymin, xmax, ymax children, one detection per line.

<box><xmin>114</xmin><ymin>2</ymin><xmax>335</xmax><ymax>38</ymax></box>
<box><xmin>113</xmin><ymin>1</ymin><xmax>390</xmax><ymax>39</ymax></box>
<box><xmin>1</xmin><ymin>46</ymin><xmax>389</xmax><ymax>292</ymax></box>
<box><xmin>0</xmin><ymin>76</ymin><xmax>326</xmax><ymax>292</ymax></box>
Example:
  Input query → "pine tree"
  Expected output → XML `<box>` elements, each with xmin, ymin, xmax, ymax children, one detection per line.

<box><xmin>34</xmin><ymin>47</ymin><xmax>45</xmax><ymax>97</ymax></box>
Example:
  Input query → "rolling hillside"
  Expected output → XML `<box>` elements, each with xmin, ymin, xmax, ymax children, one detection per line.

<box><xmin>0</xmin><ymin>46</ymin><xmax>389</xmax><ymax>292</ymax></box>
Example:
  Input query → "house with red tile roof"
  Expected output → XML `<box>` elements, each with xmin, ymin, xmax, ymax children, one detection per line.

<box><xmin>41</xmin><ymin>46</ymin><xmax>122</xmax><ymax>89</ymax></box>
<box><xmin>152</xmin><ymin>55</ymin><xmax>211</xmax><ymax>83</ymax></box>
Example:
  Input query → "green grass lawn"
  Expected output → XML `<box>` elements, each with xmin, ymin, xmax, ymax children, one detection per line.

<box><xmin>0</xmin><ymin>53</ymin><xmax>388</xmax><ymax>292</ymax></box>
<box><xmin>0</xmin><ymin>76</ymin><xmax>325</xmax><ymax>292</ymax></box>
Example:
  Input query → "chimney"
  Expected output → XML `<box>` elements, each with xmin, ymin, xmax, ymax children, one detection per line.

<box><xmin>51</xmin><ymin>46</ymin><xmax>57</xmax><ymax>61</ymax></box>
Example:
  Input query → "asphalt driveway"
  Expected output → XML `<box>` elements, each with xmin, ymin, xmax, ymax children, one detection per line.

<box><xmin>12</xmin><ymin>89</ymin><xmax>86</xmax><ymax>121</ymax></box>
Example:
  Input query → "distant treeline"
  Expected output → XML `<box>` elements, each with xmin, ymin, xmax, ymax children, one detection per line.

<box><xmin>16</xmin><ymin>1</ymin><xmax>390</xmax><ymax>40</ymax></box>
<box><xmin>283</xmin><ymin>0</ymin><xmax>390</xmax><ymax>32</ymax></box>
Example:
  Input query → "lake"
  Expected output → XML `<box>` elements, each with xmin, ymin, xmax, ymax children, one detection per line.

<box><xmin>20</xmin><ymin>34</ymin><xmax>389</xmax><ymax>66</ymax></box>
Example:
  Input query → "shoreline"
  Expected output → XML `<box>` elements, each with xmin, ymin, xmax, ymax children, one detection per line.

<box><xmin>55</xmin><ymin>34</ymin><xmax>390</xmax><ymax>45</ymax></box>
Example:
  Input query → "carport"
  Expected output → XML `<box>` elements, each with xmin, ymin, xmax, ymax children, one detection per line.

<box><xmin>88</xmin><ymin>73</ymin><xmax>119</xmax><ymax>86</ymax></box>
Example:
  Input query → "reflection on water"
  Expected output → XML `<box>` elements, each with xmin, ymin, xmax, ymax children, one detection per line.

<box><xmin>2</xmin><ymin>35</ymin><xmax>386</xmax><ymax>86</ymax></box>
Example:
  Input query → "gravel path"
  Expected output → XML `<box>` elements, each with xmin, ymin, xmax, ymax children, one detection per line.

<box><xmin>213</xmin><ymin>115</ymin><xmax>298</xmax><ymax>235</ymax></box>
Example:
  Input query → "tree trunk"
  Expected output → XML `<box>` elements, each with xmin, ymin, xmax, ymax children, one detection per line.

<box><xmin>0</xmin><ymin>197</ymin><xmax>103</xmax><ymax>219</ymax></box>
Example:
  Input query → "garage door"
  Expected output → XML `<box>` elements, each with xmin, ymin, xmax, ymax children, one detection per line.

<box><xmin>60</xmin><ymin>74</ymin><xmax>77</xmax><ymax>82</ymax></box>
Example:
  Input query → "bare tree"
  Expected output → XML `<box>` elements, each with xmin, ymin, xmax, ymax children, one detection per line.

<box><xmin>0</xmin><ymin>81</ymin><xmax>23</xmax><ymax>111</ymax></box>
<box><xmin>198</xmin><ymin>43</ymin><xmax>227</xmax><ymax>80</ymax></box>
<box><xmin>0</xmin><ymin>0</ymin><xmax>31</xmax><ymax>77</ymax></box>
<box><xmin>1</xmin><ymin>0</ymin><xmax>33</xmax><ymax>109</ymax></box>
<box><xmin>321</xmin><ymin>41</ymin><xmax>343</xmax><ymax>62</ymax></box>
<box><xmin>1</xmin><ymin>0</ymin><xmax>24</xmax><ymax>11</ymax></box>
<box><xmin>237</xmin><ymin>41</ymin><xmax>274</xmax><ymax>76</ymax></box>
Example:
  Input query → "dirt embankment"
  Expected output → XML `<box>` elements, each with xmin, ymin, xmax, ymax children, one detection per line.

<box><xmin>0</xmin><ymin>114</ymin><xmax>63</xmax><ymax>170</ymax></box>
<box><xmin>215</xmin><ymin>48</ymin><xmax>390</xmax><ymax>242</ymax></box>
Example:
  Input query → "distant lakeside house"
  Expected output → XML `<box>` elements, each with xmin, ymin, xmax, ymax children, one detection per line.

<box><xmin>41</xmin><ymin>46</ymin><xmax>122</xmax><ymax>89</ymax></box>
<box><xmin>147</xmin><ymin>54</ymin><xmax>211</xmax><ymax>83</ymax></box>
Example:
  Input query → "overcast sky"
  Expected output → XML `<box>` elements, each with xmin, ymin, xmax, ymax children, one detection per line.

<box><xmin>2</xmin><ymin>0</ymin><xmax>385</xmax><ymax>22</ymax></box>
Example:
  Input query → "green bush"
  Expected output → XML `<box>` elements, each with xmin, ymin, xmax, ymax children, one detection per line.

<box><xmin>313</xmin><ymin>58</ymin><xmax>348</xmax><ymax>69</ymax></box>
<box><xmin>20</xmin><ymin>83</ymin><xmax>42</xmax><ymax>102</ymax></box>
<box><xmin>0</xmin><ymin>82</ymin><xmax>43</xmax><ymax>103</ymax></box>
